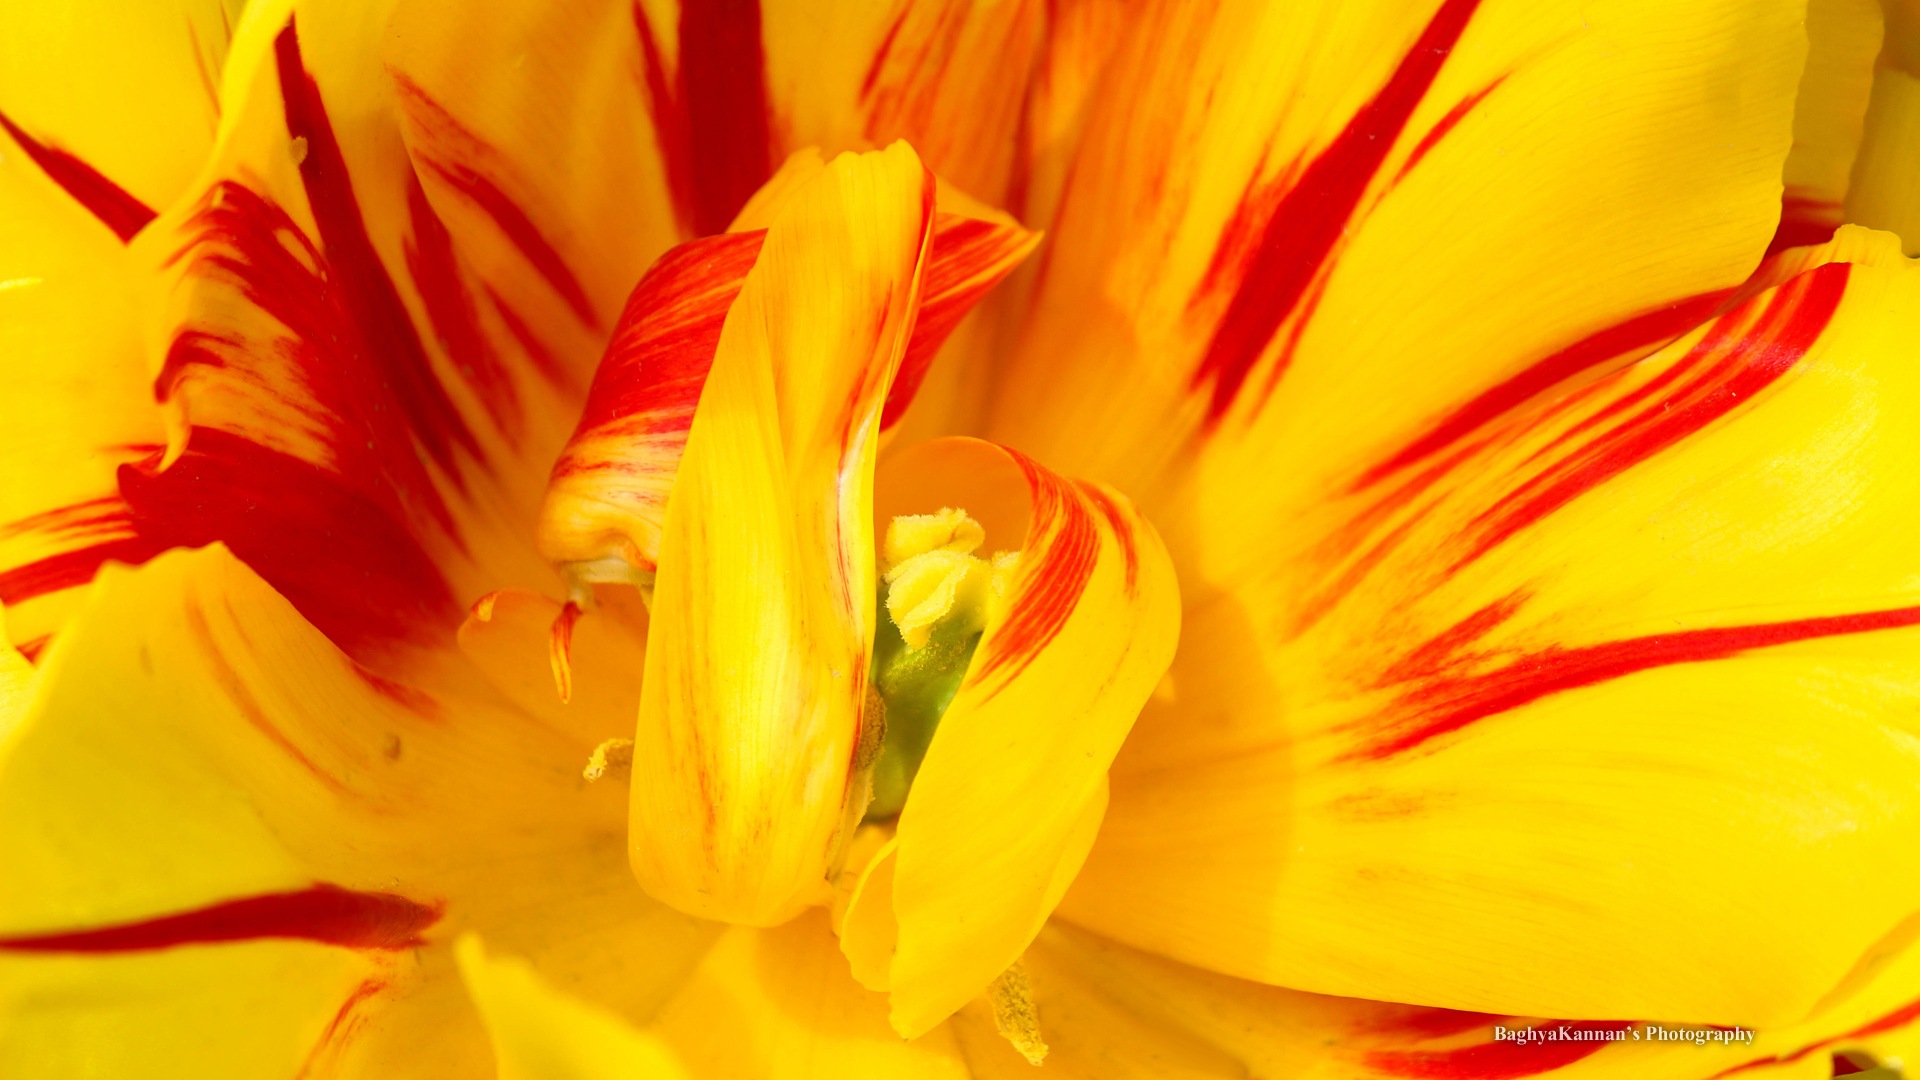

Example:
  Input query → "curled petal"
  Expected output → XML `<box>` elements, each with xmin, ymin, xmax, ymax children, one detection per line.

<box><xmin>843</xmin><ymin>437</ymin><xmax>1179</xmax><ymax>1036</ymax></box>
<box><xmin>537</xmin><ymin>154</ymin><xmax>1037</xmax><ymax>579</ymax></box>
<box><xmin>626</xmin><ymin>144</ymin><xmax>933</xmax><ymax>925</ymax></box>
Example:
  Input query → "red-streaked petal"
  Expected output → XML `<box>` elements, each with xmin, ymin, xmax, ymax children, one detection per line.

<box><xmin>537</xmin><ymin>177</ymin><xmax>1036</xmax><ymax>578</ymax></box>
<box><xmin>0</xmin><ymin>0</ymin><xmax>237</xmax><ymax>221</ymax></box>
<box><xmin>839</xmin><ymin>437</ymin><xmax>1179</xmax><ymax>1037</ymax></box>
<box><xmin>126</xmin><ymin>9</ymin><xmax>610</xmax><ymax>666</ymax></box>
<box><xmin>0</xmin><ymin>116</ymin><xmax>167</xmax><ymax>657</ymax></box>
<box><xmin>990</xmin><ymin>0</ymin><xmax>1806</xmax><ymax>515</ymax></box>
<box><xmin>625</xmin><ymin>144</ymin><xmax>935</xmax><ymax>926</ymax></box>
<box><xmin>1068</xmin><ymin>236</ymin><xmax>1920</xmax><ymax>1025</ymax></box>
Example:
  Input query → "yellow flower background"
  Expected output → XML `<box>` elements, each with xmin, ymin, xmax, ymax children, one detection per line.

<box><xmin>2</xmin><ymin>0</ymin><xmax>1920</xmax><ymax>1077</ymax></box>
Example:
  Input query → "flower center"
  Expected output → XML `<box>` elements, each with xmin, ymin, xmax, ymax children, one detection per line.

<box><xmin>863</xmin><ymin>508</ymin><xmax>1020</xmax><ymax>820</ymax></box>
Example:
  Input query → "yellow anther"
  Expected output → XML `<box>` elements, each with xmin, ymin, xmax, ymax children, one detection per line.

<box><xmin>883</xmin><ymin>507</ymin><xmax>986</xmax><ymax>570</ymax></box>
<box><xmin>987</xmin><ymin>961</ymin><xmax>1048</xmax><ymax>1065</ymax></box>
<box><xmin>885</xmin><ymin>549</ymin><xmax>991</xmax><ymax>650</ymax></box>
<box><xmin>583</xmin><ymin>738</ymin><xmax>634</xmax><ymax>782</ymax></box>
<box><xmin>882</xmin><ymin>509</ymin><xmax>1023</xmax><ymax>650</ymax></box>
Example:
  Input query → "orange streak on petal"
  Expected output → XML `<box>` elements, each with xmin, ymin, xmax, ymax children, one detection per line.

<box><xmin>548</xmin><ymin>600</ymin><xmax>582</xmax><ymax>704</ymax></box>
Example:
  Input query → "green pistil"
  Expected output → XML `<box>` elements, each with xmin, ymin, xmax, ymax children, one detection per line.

<box><xmin>863</xmin><ymin>596</ymin><xmax>981</xmax><ymax>822</ymax></box>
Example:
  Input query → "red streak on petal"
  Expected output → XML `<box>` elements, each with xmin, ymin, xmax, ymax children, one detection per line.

<box><xmin>157</xmin><ymin>178</ymin><xmax>464</xmax><ymax>545</ymax></box>
<box><xmin>1191</xmin><ymin>0</ymin><xmax>1482</xmax><ymax>423</ymax></box>
<box><xmin>0</xmin><ymin>109</ymin><xmax>156</xmax><ymax>243</ymax></box>
<box><xmin>861</xmin><ymin>8</ymin><xmax>912</xmax><ymax>99</ymax></box>
<box><xmin>1456</xmin><ymin>263</ymin><xmax>1847</xmax><ymax>568</ymax></box>
<box><xmin>353</xmin><ymin>663</ymin><xmax>440</xmax><ymax>720</ymax></box>
<box><xmin>971</xmin><ymin>449</ymin><xmax>1099</xmax><ymax>690</ymax></box>
<box><xmin>1393</xmin><ymin>74</ymin><xmax>1507</xmax><ymax>183</ymax></box>
<box><xmin>679</xmin><ymin>0</ymin><xmax>774</xmax><ymax>236</ymax></box>
<box><xmin>0</xmin><ymin>537</ymin><xmax>167</xmax><ymax>607</ymax></box>
<box><xmin>881</xmin><ymin>214</ymin><xmax>1037</xmax><ymax>430</ymax></box>
<box><xmin>403</xmin><ymin>175</ymin><xmax>518</xmax><ymax>437</ymax></box>
<box><xmin>295</xmin><ymin>979</ymin><xmax>385</xmax><ymax>1079</ymax></box>
<box><xmin>632</xmin><ymin>6</ymin><xmax>690</xmax><ymax>225</ymax></box>
<box><xmin>1368</xmin><ymin>1008</ymin><xmax>1508</xmax><ymax>1040</ymax></box>
<box><xmin>182</xmin><ymin>589</ymin><xmax>348</xmax><ymax>793</ymax></box>
<box><xmin>0</xmin><ymin>497</ymin><xmax>133</xmax><ymax>543</ymax></box>
<box><xmin>119</xmin><ymin>428</ymin><xmax>458</xmax><ymax>656</ymax></box>
<box><xmin>15</xmin><ymin>635</ymin><xmax>49</xmax><ymax>663</ymax></box>
<box><xmin>273</xmin><ymin>21</ymin><xmax>479</xmax><ymax>474</ymax></box>
<box><xmin>1850</xmin><ymin>994</ymin><xmax>1920</xmax><ymax>1038</ymax></box>
<box><xmin>0</xmin><ymin>498</ymin><xmax>162</xmax><ymax>606</ymax></box>
<box><xmin>549</xmin><ymin>600</ymin><xmax>582</xmax><ymax>704</ymax></box>
<box><xmin>572</xmin><ymin>231</ymin><xmax>767</xmax><ymax>436</ymax></box>
<box><xmin>1706</xmin><ymin>995</ymin><xmax>1920</xmax><ymax>1078</ymax></box>
<box><xmin>1765</xmin><ymin>194</ymin><xmax>1842</xmax><ymax>258</ymax></box>
<box><xmin>633</xmin><ymin>0</ymin><xmax>774</xmax><ymax>237</ymax></box>
<box><xmin>0</xmin><ymin>884</ymin><xmax>441</xmax><ymax>953</ymax></box>
<box><xmin>484</xmin><ymin>285</ymin><xmax>572</xmax><ymax>391</ymax></box>
<box><xmin>1077</xmin><ymin>481</ymin><xmax>1139</xmax><ymax>597</ymax></box>
<box><xmin>1361</xmin><ymin>602</ymin><xmax>1920</xmax><ymax>761</ymax></box>
<box><xmin>420</xmin><ymin>158</ymin><xmax>600</xmax><ymax>329</ymax></box>
<box><xmin>1375</xmin><ymin>592</ymin><xmax>1527</xmax><ymax>687</ymax></box>
<box><xmin>1296</xmin><ymin>286</ymin><xmax>1735</xmax><ymax>634</ymax></box>
<box><xmin>390</xmin><ymin>74</ymin><xmax>600</xmax><ymax>332</ymax></box>
<box><xmin>1353</xmin><ymin>291</ymin><xmax>1732</xmax><ymax>491</ymax></box>
<box><xmin>1365</xmin><ymin>1021</ymin><xmax>1632</xmax><ymax>1078</ymax></box>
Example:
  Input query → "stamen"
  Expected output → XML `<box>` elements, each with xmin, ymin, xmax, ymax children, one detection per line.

<box><xmin>987</xmin><ymin>960</ymin><xmax>1048</xmax><ymax>1065</ymax></box>
<box><xmin>863</xmin><ymin>508</ymin><xmax>1021</xmax><ymax>821</ymax></box>
<box><xmin>884</xmin><ymin>507</ymin><xmax>986</xmax><ymax>565</ymax></box>
<box><xmin>885</xmin><ymin>550</ymin><xmax>991</xmax><ymax>649</ymax></box>
<box><xmin>548</xmin><ymin>601</ymin><xmax>583</xmax><ymax>704</ymax></box>
<box><xmin>583</xmin><ymin>738</ymin><xmax>634</xmax><ymax>782</ymax></box>
<box><xmin>881</xmin><ymin>508</ymin><xmax>1012</xmax><ymax>651</ymax></box>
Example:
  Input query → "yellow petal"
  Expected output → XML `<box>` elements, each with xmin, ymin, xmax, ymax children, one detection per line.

<box><xmin>126</xmin><ymin>0</ymin><xmax>607</xmax><ymax>670</ymax></box>
<box><xmin>394</xmin><ymin>0</ymin><xmax>1042</xmax><ymax>250</ymax></box>
<box><xmin>1773</xmin><ymin>0</ymin><xmax>1882</xmax><ymax>253</ymax></box>
<box><xmin>386</xmin><ymin>0</ymin><xmax>669</xmax><ymax>362</ymax></box>
<box><xmin>0</xmin><ymin>605</ymin><xmax>30</xmax><ymax>744</ymax></box>
<box><xmin>760</xmin><ymin>0</ymin><xmax>1044</xmax><ymax>210</ymax></box>
<box><xmin>1016</xmin><ymin>0</ymin><xmax>1138</xmax><ymax>237</ymax></box>
<box><xmin>1069</xmin><ymin>240</ymin><xmax>1920</xmax><ymax>1024</ymax></box>
<box><xmin>999</xmin><ymin>920</ymin><xmax>1920</xmax><ymax>1080</ymax></box>
<box><xmin>990</xmin><ymin>0</ymin><xmax>1806</xmax><ymax>510</ymax></box>
<box><xmin>456</xmin><ymin>585</ymin><xmax>650</xmax><ymax>749</ymax></box>
<box><xmin>627</xmin><ymin>144</ymin><xmax>934</xmax><ymax>925</ymax></box>
<box><xmin>0</xmin><ymin>544</ymin><xmax>720</xmax><ymax>1074</ymax></box>
<box><xmin>1844</xmin><ymin>2</ymin><xmax>1920</xmax><ymax>253</ymax></box>
<box><xmin>0</xmin><ymin>942</ymin><xmax>395</xmax><ymax>1080</ymax></box>
<box><xmin>537</xmin><ymin>168</ymin><xmax>1036</xmax><ymax>580</ymax></box>
<box><xmin>0</xmin><ymin>0</ymin><xmax>237</xmax><ymax>227</ymax></box>
<box><xmin>456</xmin><ymin>935</ymin><xmax>693</xmax><ymax>1080</ymax></box>
<box><xmin>0</xmin><ymin>118</ymin><xmax>166</xmax><ymax>659</ymax></box>
<box><xmin>650</xmin><ymin>910</ymin><xmax>972</xmax><ymax>1079</ymax></box>
<box><xmin>845</xmin><ymin>437</ymin><xmax>1178</xmax><ymax>1036</ymax></box>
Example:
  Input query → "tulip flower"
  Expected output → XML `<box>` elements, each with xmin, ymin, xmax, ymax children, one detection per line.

<box><xmin>1</xmin><ymin>0</ymin><xmax>1919</xmax><ymax>1078</ymax></box>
